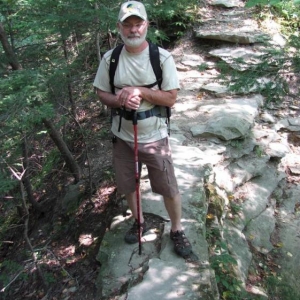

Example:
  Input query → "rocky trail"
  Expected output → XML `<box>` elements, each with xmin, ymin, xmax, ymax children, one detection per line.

<box><xmin>93</xmin><ymin>1</ymin><xmax>300</xmax><ymax>299</ymax></box>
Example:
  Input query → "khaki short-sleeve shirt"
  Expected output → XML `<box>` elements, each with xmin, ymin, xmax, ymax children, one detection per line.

<box><xmin>93</xmin><ymin>45</ymin><xmax>180</xmax><ymax>143</ymax></box>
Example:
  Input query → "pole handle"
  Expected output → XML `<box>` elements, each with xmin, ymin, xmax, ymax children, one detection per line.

<box><xmin>132</xmin><ymin>110</ymin><xmax>138</xmax><ymax>125</ymax></box>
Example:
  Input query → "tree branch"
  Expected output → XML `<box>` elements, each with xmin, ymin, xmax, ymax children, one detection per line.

<box><xmin>0</xmin><ymin>21</ymin><xmax>22</xmax><ymax>70</ymax></box>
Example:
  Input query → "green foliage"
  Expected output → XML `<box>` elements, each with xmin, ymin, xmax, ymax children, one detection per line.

<box><xmin>0</xmin><ymin>208</ymin><xmax>18</xmax><ymax>250</ymax></box>
<box><xmin>0</xmin><ymin>69</ymin><xmax>56</xmax><ymax>195</ymax></box>
<box><xmin>0</xmin><ymin>171</ymin><xmax>18</xmax><ymax>194</ymax></box>
<box><xmin>217</xmin><ymin>45</ymin><xmax>294</xmax><ymax>105</ymax></box>
<box><xmin>246</xmin><ymin>0</ymin><xmax>281</xmax><ymax>8</ymax></box>
<box><xmin>0</xmin><ymin>259</ymin><xmax>23</xmax><ymax>275</ymax></box>
<box><xmin>266</xmin><ymin>274</ymin><xmax>300</xmax><ymax>299</ymax></box>
<box><xmin>144</xmin><ymin>0</ymin><xmax>199</xmax><ymax>43</ymax></box>
<box><xmin>229</xmin><ymin>139</ymin><xmax>243</xmax><ymax>150</ymax></box>
<box><xmin>0</xmin><ymin>259</ymin><xmax>28</xmax><ymax>290</ymax></box>
<box><xmin>254</xmin><ymin>145</ymin><xmax>265</xmax><ymax>157</ymax></box>
<box><xmin>0</xmin><ymin>70</ymin><xmax>54</xmax><ymax>129</ymax></box>
<box><xmin>206</xmin><ymin>226</ymin><xmax>221</xmax><ymax>240</ymax></box>
<box><xmin>289</xmin><ymin>34</ymin><xmax>300</xmax><ymax>73</ymax></box>
<box><xmin>246</xmin><ymin>0</ymin><xmax>300</xmax><ymax>34</ymax></box>
<box><xmin>228</xmin><ymin>1</ymin><xmax>299</xmax><ymax>106</ymax></box>
<box><xmin>30</xmin><ymin>149</ymin><xmax>61</xmax><ymax>190</ymax></box>
<box><xmin>210</xmin><ymin>241</ymin><xmax>244</xmax><ymax>299</ymax></box>
<box><xmin>103</xmin><ymin>166</ymin><xmax>114</xmax><ymax>182</ymax></box>
<box><xmin>43</xmin><ymin>271</ymin><xmax>57</xmax><ymax>285</ymax></box>
<box><xmin>229</xmin><ymin>202</ymin><xmax>241</xmax><ymax>215</ymax></box>
<box><xmin>275</xmin><ymin>2</ymin><xmax>300</xmax><ymax>34</ymax></box>
<box><xmin>198</xmin><ymin>63</ymin><xmax>209</xmax><ymax>72</ymax></box>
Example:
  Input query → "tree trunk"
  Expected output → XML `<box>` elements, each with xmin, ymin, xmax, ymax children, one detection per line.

<box><xmin>62</xmin><ymin>38</ymin><xmax>76</xmax><ymax>117</ymax></box>
<box><xmin>94</xmin><ymin>2</ymin><xmax>102</xmax><ymax>63</ymax></box>
<box><xmin>0</xmin><ymin>21</ymin><xmax>22</xmax><ymax>70</ymax></box>
<box><xmin>43</xmin><ymin>118</ymin><xmax>81</xmax><ymax>183</ymax></box>
<box><xmin>22</xmin><ymin>135</ymin><xmax>44</xmax><ymax>212</ymax></box>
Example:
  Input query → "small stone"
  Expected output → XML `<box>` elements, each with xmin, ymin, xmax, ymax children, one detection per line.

<box><xmin>260</xmin><ymin>112</ymin><xmax>275</xmax><ymax>123</ymax></box>
<box><xmin>68</xmin><ymin>287</ymin><xmax>77</xmax><ymax>293</ymax></box>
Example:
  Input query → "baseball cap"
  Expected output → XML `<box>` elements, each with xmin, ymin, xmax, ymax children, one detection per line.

<box><xmin>118</xmin><ymin>1</ymin><xmax>148</xmax><ymax>22</ymax></box>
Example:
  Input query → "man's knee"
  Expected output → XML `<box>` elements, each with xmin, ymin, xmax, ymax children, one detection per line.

<box><xmin>163</xmin><ymin>192</ymin><xmax>181</xmax><ymax>203</ymax></box>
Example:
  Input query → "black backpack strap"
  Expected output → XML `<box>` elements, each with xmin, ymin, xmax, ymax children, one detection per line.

<box><xmin>149</xmin><ymin>42</ymin><xmax>171</xmax><ymax>135</ymax></box>
<box><xmin>109</xmin><ymin>44</ymin><xmax>124</xmax><ymax>95</ymax></box>
<box><xmin>110</xmin><ymin>42</ymin><xmax>162</xmax><ymax>92</ymax></box>
<box><xmin>109</xmin><ymin>44</ymin><xmax>124</xmax><ymax>129</ymax></box>
<box><xmin>149</xmin><ymin>42</ymin><xmax>162</xmax><ymax>90</ymax></box>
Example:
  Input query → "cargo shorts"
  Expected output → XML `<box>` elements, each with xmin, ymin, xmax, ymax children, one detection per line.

<box><xmin>113</xmin><ymin>136</ymin><xmax>179</xmax><ymax>198</ymax></box>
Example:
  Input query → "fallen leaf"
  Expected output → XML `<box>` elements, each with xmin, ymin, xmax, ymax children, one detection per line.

<box><xmin>275</xmin><ymin>242</ymin><xmax>283</xmax><ymax>248</ymax></box>
<box><xmin>206</xmin><ymin>213</ymin><xmax>215</xmax><ymax>219</ymax></box>
<box><xmin>249</xmin><ymin>234</ymin><xmax>255</xmax><ymax>240</ymax></box>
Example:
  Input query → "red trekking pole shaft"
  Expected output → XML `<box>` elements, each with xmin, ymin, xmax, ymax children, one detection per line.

<box><xmin>133</xmin><ymin>111</ymin><xmax>142</xmax><ymax>255</ymax></box>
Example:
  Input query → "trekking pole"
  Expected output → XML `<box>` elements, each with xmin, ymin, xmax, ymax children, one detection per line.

<box><xmin>132</xmin><ymin>110</ymin><xmax>142</xmax><ymax>255</ymax></box>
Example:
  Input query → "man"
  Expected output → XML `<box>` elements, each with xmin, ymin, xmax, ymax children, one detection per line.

<box><xmin>93</xmin><ymin>1</ymin><xmax>192</xmax><ymax>258</ymax></box>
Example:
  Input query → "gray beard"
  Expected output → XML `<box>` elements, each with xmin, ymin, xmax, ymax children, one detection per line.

<box><xmin>120</xmin><ymin>29</ymin><xmax>148</xmax><ymax>48</ymax></box>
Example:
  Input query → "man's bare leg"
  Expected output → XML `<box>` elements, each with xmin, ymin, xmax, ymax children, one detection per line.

<box><xmin>124</xmin><ymin>190</ymin><xmax>147</xmax><ymax>244</ymax></box>
<box><xmin>125</xmin><ymin>190</ymin><xmax>144</xmax><ymax>223</ymax></box>
<box><xmin>163</xmin><ymin>193</ymin><xmax>182</xmax><ymax>232</ymax></box>
<box><xmin>164</xmin><ymin>193</ymin><xmax>192</xmax><ymax>256</ymax></box>
<box><xmin>126</xmin><ymin>191</ymin><xmax>182</xmax><ymax>231</ymax></box>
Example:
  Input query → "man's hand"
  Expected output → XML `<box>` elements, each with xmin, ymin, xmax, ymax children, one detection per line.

<box><xmin>116</xmin><ymin>87</ymin><xmax>142</xmax><ymax>110</ymax></box>
<box><xmin>96</xmin><ymin>86</ymin><xmax>177</xmax><ymax>110</ymax></box>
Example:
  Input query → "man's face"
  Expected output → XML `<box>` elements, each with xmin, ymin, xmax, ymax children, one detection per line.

<box><xmin>118</xmin><ymin>16</ymin><xmax>148</xmax><ymax>48</ymax></box>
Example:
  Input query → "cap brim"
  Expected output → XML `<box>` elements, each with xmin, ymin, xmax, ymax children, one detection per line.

<box><xmin>119</xmin><ymin>13</ymin><xmax>147</xmax><ymax>22</ymax></box>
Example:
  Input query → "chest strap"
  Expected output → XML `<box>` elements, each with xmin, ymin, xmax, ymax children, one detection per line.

<box><xmin>112</xmin><ymin>106</ymin><xmax>162</xmax><ymax>121</ymax></box>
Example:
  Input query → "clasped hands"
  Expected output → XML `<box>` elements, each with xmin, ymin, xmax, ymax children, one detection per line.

<box><xmin>116</xmin><ymin>87</ymin><xmax>142</xmax><ymax>110</ymax></box>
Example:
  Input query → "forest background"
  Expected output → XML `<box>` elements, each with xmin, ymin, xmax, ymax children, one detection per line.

<box><xmin>0</xmin><ymin>0</ymin><xmax>299</xmax><ymax>299</ymax></box>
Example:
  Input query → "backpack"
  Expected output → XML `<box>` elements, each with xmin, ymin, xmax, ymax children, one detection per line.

<box><xmin>109</xmin><ymin>42</ymin><xmax>171</xmax><ymax>135</ymax></box>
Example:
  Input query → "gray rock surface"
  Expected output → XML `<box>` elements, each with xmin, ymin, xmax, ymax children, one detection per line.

<box><xmin>209</xmin><ymin>0</ymin><xmax>240</xmax><ymax>7</ymax></box>
<box><xmin>209</xmin><ymin>47</ymin><xmax>266</xmax><ymax>71</ymax></box>
<box><xmin>194</xmin><ymin>9</ymin><xmax>270</xmax><ymax>44</ymax></box>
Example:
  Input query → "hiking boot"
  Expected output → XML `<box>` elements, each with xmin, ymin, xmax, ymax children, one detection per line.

<box><xmin>124</xmin><ymin>219</ymin><xmax>148</xmax><ymax>244</ymax></box>
<box><xmin>170</xmin><ymin>230</ymin><xmax>192</xmax><ymax>257</ymax></box>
